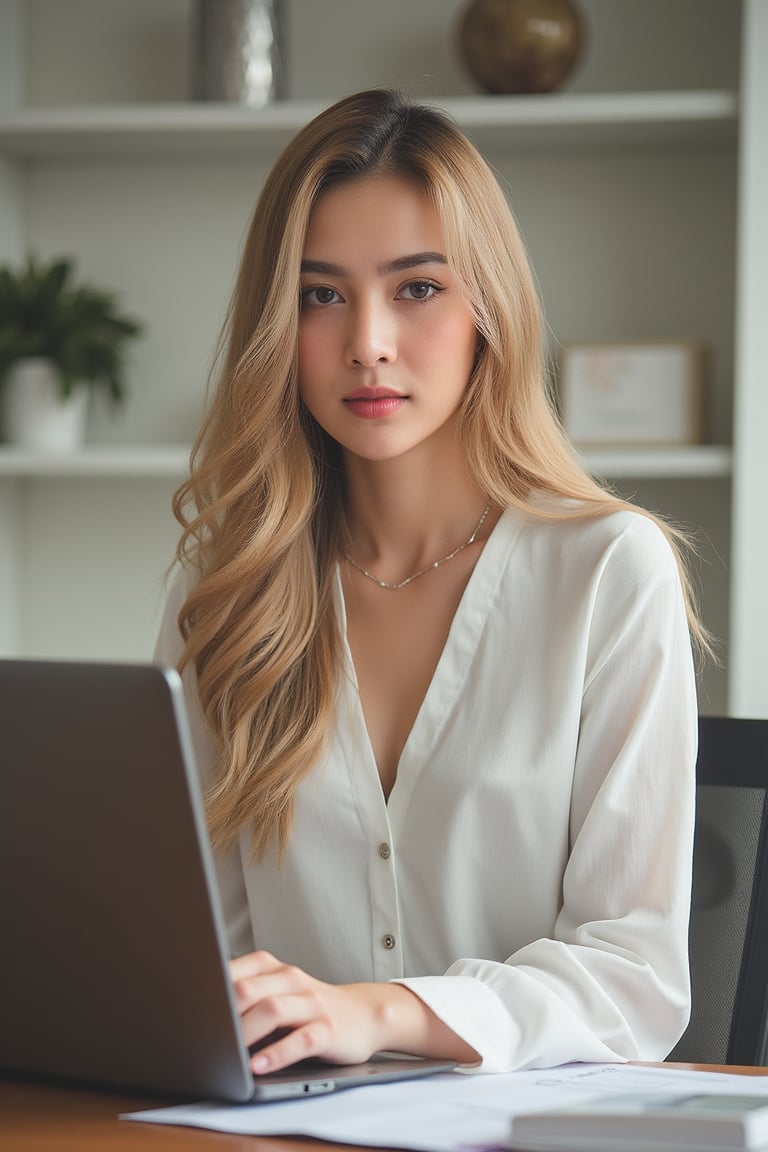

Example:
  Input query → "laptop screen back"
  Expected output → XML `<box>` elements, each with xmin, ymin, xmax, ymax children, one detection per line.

<box><xmin>0</xmin><ymin>659</ymin><xmax>255</xmax><ymax>1101</ymax></box>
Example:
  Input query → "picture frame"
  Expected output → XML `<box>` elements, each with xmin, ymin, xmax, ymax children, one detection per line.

<box><xmin>558</xmin><ymin>341</ymin><xmax>705</xmax><ymax>446</ymax></box>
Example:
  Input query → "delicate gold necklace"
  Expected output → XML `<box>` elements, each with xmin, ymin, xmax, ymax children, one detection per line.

<box><xmin>345</xmin><ymin>504</ymin><xmax>492</xmax><ymax>591</ymax></box>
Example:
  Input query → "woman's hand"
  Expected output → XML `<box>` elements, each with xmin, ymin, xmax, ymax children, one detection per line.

<box><xmin>229</xmin><ymin>951</ymin><xmax>480</xmax><ymax>1074</ymax></box>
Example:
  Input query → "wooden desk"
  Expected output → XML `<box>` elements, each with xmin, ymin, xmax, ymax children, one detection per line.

<box><xmin>0</xmin><ymin>1076</ymin><xmax>327</xmax><ymax>1151</ymax></box>
<box><xmin>3</xmin><ymin>1066</ymin><xmax>768</xmax><ymax>1152</ymax></box>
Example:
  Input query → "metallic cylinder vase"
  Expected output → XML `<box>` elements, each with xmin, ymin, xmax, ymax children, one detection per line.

<box><xmin>194</xmin><ymin>0</ymin><xmax>284</xmax><ymax>106</ymax></box>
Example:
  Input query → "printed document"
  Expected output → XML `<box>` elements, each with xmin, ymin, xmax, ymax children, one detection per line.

<box><xmin>123</xmin><ymin>1062</ymin><xmax>768</xmax><ymax>1151</ymax></box>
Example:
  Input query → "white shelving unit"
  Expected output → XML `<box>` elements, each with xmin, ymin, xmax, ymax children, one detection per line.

<box><xmin>580</xmin><ymin>447</ymin><xmax>733</xmax><ymax>481</ymax></box>
<box><xmin>0</xmin><ymin>0</ymin><xmax>765</xmax><ymax>717</ymax></box>
<box><xmin>0</xmin><ymin>89</ymin><xmax>738</xmax><ymax>157</ymax></box>
<box><xmin>0</xmin><ymin>445</ymin><xmax>192</xmax><ymax>477</ymax></box>
<box><xmin>0</xmin><ymin>444</ymin><xmax>734</xmax><ymax>480</ymax></box>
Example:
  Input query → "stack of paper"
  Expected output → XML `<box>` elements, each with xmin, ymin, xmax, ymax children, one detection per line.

<box><xmin>123</xmin><ymin>1062</ymin><xmax>768</xmax><ymax>1152</ymax></box>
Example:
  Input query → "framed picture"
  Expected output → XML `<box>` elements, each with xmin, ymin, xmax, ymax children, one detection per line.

<box><xmin>559</xmin><ymin>342</ymin><xmax>704</xmax><ymax>445</ymax></box>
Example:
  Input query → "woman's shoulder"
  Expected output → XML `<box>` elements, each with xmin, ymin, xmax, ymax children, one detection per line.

<box><xmin>506</xmin><ymin>497</ymin><xmax>679</xmax><ymax>580</ymax></box>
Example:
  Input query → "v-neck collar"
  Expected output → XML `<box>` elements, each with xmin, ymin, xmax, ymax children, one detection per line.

<box><xmin>335</xmin><ymin>507</ymin><xmax>525</xmax><ymax>823</ymax></box>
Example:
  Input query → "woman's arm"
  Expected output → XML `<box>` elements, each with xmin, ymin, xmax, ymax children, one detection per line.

<box><xmin>391</xmin><ymin>515</ymin><xmax>698</xmax><ymax>1071</ymax></box>
<box><xmin>229</xmin><ymin>951</ymin><xmax>480</xmax><ymax>1072</ymax></box>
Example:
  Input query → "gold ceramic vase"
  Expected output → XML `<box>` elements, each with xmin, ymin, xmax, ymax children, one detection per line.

<box><xmin>458</xmin><ymin>0</ymin><xmax>585</xmax><ymax>94</ymax></box>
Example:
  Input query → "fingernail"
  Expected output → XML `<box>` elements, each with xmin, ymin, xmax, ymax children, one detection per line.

<box><xmin>251</xmin><ymin>1055</ymin><xmax>269</xmax><ymax>1073</ymax></box>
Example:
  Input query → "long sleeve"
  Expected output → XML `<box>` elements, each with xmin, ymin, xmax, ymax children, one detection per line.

<box><xmin>393</xmin><ymin>514</ymin><xmax>697</xmax><ymax>1071</ymax></box>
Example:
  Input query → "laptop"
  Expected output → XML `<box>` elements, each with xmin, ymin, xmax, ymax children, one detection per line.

<box><xmin>0</xmin><ymin>658</ymin><xmax>456</xmax><ymax>1102</ymax></box>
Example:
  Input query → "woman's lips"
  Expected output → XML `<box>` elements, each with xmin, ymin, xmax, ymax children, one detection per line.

<box><xmin>342</xmin><ymin>392</ymin><xmax>407</xmax><ymax>419</ymax></box>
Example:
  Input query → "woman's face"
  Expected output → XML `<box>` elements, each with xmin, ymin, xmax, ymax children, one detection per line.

<box><xmin>297</xmin><ymin>174</ymin><xmax>478</xmax><ymax>465</ymax></box>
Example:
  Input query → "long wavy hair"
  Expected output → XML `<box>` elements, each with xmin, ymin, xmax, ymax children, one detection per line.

<box><xmin>172</xmin><ymin>87</ymin><xmax>708</xmax><ymax>860</ymax></box>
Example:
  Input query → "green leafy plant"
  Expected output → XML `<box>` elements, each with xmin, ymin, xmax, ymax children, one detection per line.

<box><xmin>0</xmin><ymin>255</ymin><xmax>143</xmax><ymax>402</ymax></box>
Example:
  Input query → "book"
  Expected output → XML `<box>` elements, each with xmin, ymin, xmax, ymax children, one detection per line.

<box><xmin>511</xmin><ymin>1091</ymin><xmax>768</xmax><ymax>1152</ymax></box>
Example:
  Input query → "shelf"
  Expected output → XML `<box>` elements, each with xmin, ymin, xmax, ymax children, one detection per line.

<box><xmin>0</xmin><ymin>91</ymin><xmax>738</xmax><ymax>159</ymax></box>
<box><xmin>579</xmin><ymin>445</ymin><xmax>732</xmax><ymax>479</ymax></box>
<box><xmin>454</xmin><ymin>90</ymin><xmax>738</xmax><ymax>151</ymax></box>
<box><xmin>0</xmin><ymin>445</ymin><xmax>190</xmax><ymax>476</ymax></box>
<box><xmin>0</xmin><ymin>444</ymin><xmax>732</xmax><ymax>480</ymax></box>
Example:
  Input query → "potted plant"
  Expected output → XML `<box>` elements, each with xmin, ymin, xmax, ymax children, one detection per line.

<box><xmin>0</xmin><ymin>255</ymin><xmax>143</xmax><ymax>451</ymax></box>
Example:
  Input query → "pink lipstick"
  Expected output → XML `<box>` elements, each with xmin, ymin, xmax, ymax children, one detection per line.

<box><xmin>343</xmin><ymin>388</ymin><xmax>407</xmax><ymax>420</ymax></box>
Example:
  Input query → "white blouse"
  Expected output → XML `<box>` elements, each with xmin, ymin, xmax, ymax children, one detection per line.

<box><xmin>154</xmin><ymin>505</ymin><xmax>698</xmax><ymax>1074</ymax></box>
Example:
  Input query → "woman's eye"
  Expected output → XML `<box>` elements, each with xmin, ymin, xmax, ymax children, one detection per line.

<box><xmin>398</xmin><ymin>280</ymin><xmax>441</xmax><ymax>302</ymax></box>
<box><xmin>301</xmin><ymin>286</ymin><xmax>341</xmax><ymax>307</ymax></box>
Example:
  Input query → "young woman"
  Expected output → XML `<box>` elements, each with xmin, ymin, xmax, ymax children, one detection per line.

<box><xmin>155</xmin><ymin>87</ymin><xmax>701</xmax><ymax>1077</ymax></box>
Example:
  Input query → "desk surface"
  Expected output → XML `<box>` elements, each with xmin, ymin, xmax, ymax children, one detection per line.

<box><xmin>3</xmin><ymin>1065</ymin><xmax>768</xmax><ymax>1152</ymax></box>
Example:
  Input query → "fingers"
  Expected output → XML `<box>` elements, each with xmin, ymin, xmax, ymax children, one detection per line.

<box><xmin>227</xmin><ymin>953</ymin><xmax>381</xmax><ymax>1073</ymax></box>
<box><xmin>229</xmin><ymin>949</ymin><xmax>282</xmax><ymax>982</ymax></box>
<box><xmin>231</xmin><ymin>957</ymin><xmax>315</xmax><ymax>1035</ymax></box>
<box><xmin>241</xmin><ymin>988</ymin><xmax>338</xmax><ymax>1074</ymax></box>
<box><xmin>240</xmin><ymin>990</ymin><xmax>318</xmax><ymax>1046</ymax></box>
<box><xmin>230</xmin><ymin>952</ymin><xmax>308</xmax><ymax>1016</ymax></box>
<box><xmin>250</xmin><ymin>1018</ymin><xmax>334</xmax><ymax>1074</ymax></box>
<box><xmin>228</xmin><ymin>953</ymin><xmax>332</xmax><ymax>1070</ymax></box>
<box><xmin>233</xmin><ymin>969</ymin><xmax>309</xmax><ymax>1015</ymax></box>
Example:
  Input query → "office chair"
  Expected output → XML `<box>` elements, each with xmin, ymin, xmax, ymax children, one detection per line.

<box><xmin>667</xmin><ymin>715</ymin><xmax>768</xmax><ymax>1066</ymax></box>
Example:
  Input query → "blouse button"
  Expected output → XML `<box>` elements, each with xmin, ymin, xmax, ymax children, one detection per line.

<box><xmin>378</xmin><ymin>842</ymin><xmax>391</xmax><ymax>859</ymax></box>
<box><xmin>382</xmin><ymin>933</ymin><xmax>396</xmax><ymax>950</ymax></box>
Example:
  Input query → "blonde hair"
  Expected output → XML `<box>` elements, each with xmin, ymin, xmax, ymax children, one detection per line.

<box><xmin>172</xmin><ymin>88</ymin><xmax>707</xmax><ymax>860</ymax></box>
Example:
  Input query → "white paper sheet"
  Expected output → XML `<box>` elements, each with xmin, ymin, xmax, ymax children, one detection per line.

<box><xmin>122</xmin><ymin>1063</ymin><xmax>768</xmax><ymax>1152</ymax></box>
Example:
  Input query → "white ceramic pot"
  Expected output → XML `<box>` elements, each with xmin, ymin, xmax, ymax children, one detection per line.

<box><xmin>0</xmin><ymin>357</ymin><xmax>89</xmax><ymax>452</ymax></box>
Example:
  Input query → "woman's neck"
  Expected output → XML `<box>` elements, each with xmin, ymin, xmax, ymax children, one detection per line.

<box><xmin>342</xmin><ymin>452</ymin><xmax>491</xmax><ymax>579</ymax></box>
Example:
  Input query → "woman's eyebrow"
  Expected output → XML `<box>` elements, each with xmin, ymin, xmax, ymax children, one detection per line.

<box><xmin>300</xmin><ymin>251</ymin><xmax>448</xmax><ymax>277</ymax></box>
<box><xmin>300</xmin><ymin>259</ymin><xmax>346</xmax><ymax>276</ymax></box>
<box><xmin>379</xmin><ymin>251</ymin><xmax>448</xmax><ymax>274</ymax></box>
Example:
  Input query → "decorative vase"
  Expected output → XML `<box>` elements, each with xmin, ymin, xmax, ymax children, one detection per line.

<box><xmin>458</xmin><ymin>0</ymin><xmax>585</xmax><ymax>95</ymax></box>
<box><xmin>0</xmin><ymin>358</ymin><xmax>89</xmax><ymax>452</ymax></box>
<box><xmin>193</xmin><ymin>0</ymin><xmax>284</xmax><ymax>106</ymax></box>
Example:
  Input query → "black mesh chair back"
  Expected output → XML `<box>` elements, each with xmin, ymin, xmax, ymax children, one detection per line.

<box><xmin>667</xmin><ymin>716</ymin><xmax>768</xmax><ymax>1065</ymax></box>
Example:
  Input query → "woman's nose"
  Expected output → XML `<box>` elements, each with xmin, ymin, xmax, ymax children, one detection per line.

<box><xmin>345</xmin><ymin>300</ymin><xmax>397</xmax><ymax>367</ymax></box>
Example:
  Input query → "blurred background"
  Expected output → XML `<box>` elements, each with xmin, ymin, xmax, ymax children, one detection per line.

<box><xmin>0</xmin><ymin>0</ymin><xmax>765</xmax><ymax>718</ymax></box>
